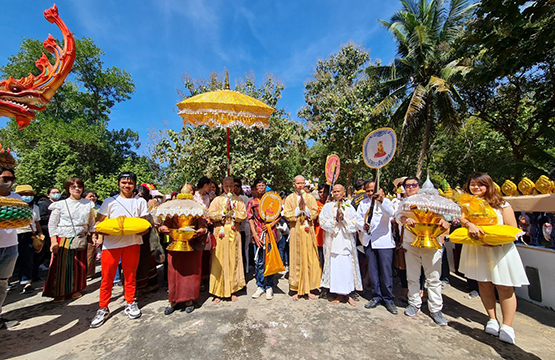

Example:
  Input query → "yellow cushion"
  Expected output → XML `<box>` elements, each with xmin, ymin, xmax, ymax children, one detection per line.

<box><xmin>450</xmin><ymin>225</ymin><xmax>522</xmax><ymax>246</ymax></box>
<box><xmin>96</xmin><ymin>216</ymin><xmax>150</xmax><ymax>235</ymax></box>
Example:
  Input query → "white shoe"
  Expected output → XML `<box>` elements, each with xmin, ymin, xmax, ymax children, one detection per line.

<box><xmin>485</xmin><ymin>319</ymin><xmax>499</xmax><ymax>336</ymax></box>
<box><xmin>499</xmin><ymin>324</ymin><xmax>515</xmax><ymax>345</ymax></box>
<box><xmin>124</xmin><ymin>301</ymin><xmax>141</xmax><ymax>319</ymax></box>
<box><xmin>252</xmin><ymin>287</ymin><xmax>265</xmax><ymax>299</ymax></box>
<box><xmin>265</xmin><ymin>287</ymin><xmax>274</xmax><ymax>300</ymax></box>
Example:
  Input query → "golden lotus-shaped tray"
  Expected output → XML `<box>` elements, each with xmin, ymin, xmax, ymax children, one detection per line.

<box><xmin>405</xmin><ymin>208</ymin><xmax>446</xmax><ymax>249</ymax></box>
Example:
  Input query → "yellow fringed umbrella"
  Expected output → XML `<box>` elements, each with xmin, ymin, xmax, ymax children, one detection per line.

<box><xmin>176</xmin><ymin>71</ymin><xmax>275</xmax><ymax>174</ymax></box>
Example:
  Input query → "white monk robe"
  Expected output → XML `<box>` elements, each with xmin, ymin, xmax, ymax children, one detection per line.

<box><xmin>319</xmin><ymin>201</ymin><xmax>362</xmax><ymax>295</ymax></box>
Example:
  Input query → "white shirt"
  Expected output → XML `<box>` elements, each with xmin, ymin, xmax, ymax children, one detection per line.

<box><xmin>0</xmin><ymin>192</ymin><xmax>23</xmax><ymax>248</ymax></box>
<box><xmin>356</xmin><ymin>197</ymin><xmax>395</xmax><ymax>249</ymax></box>
<box><xmin>48</xmin><ymin>199</ymin><xmax>96</xmax><ymax>238</ymax></box>
<box><xmin>99</xmin><ymin>195</ymin><xmax>148</xmax><ymax>250</ymax></box>
<box><xmin>319</xmin><ymin>201</ymin><xmax>357</xmax><ymax>255</ymax></box>
<box><xmin>17</xmin><ymin>204</ymin><xmax>40</xmax><ymax>234</ymax></box>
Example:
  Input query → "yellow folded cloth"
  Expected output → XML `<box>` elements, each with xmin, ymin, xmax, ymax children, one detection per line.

<box><xmin>96</xmin><ymin>216</ymin><xmax>150</xmax><ymax>236</ymax></box>
<box><xmin>450</xmin><ymin>225</ymin><xmax>523</xmax><ymax>246</ymax></box>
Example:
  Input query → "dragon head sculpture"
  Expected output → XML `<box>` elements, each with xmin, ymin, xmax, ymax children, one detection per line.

<box><xmin>0</xmin><ymin>4</ymin><xmax>75</xmax><ymax>129</ymax></box>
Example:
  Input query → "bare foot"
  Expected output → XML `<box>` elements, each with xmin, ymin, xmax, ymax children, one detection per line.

<box><xmin>212</xmin><ymin>297</ymin><xmax>221</xmax><ymax>303</ymax></box>
<box><xmin>331</xmin><ymin>298</ymin><xmax>340</xmax><ymax>305</ymax></box>
<box><xmin>292</xmin><ymin>294</ymin><xmax>300</xmax><ymax>301</ymax></box>
<box><xmin>308</xmin><ymin>293</ymin><xmax>317</xmax><ymax>300</ymax></box>
<box><xmin>231</xmin><ymin>295</ymin><xmax>238</xmax><ymax>302</ymax></box>
<box><xmin>347</xmin><ymin>296</ymin><xmax>358</xmax><ymax>307</ymax></box>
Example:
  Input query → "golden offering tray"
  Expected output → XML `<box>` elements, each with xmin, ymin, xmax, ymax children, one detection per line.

<box><xmin>405</xmin><ymin>208</ymin><xmax>446</xmax><ymax>250</ymax></box>
<box><xmin>167</xmin><ymin>227</ymin><xmax>196</xmax><ymax>252</ymax></box>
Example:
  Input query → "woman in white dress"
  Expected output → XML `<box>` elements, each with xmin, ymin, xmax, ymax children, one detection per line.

<box><xmin>459</xmin><ymin>173</ymin><xmax>528</xmax><ymax>345</ymax></box>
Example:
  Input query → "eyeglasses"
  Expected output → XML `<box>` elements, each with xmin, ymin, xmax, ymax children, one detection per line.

<box><xmin>405</xmin><ymin>183</ymin><xmax>419</xmax><ymax>188</ymax></box>
<box><xmin>0</xmin><ymin>176</ymin><xmax>16</xmax><ymax>182</ymax></box>
<box><xmin>70</xmin><ymin>185</ymin><xmax>83</xmax><ymax>190</ymax></box>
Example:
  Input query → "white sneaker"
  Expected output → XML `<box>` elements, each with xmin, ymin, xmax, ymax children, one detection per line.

<box><xmin>499</xmin><ymin>324</ymin><xmax>516</xmax><ymax>345</ymax></box>
<box><xmin>90</xmin><ymin>308</ymin><xmax>110</xmax><ymax>328</ymax></box>
<box><xmin>485</xmin><ymin>319</ymin><xmax>499</xmax><ymax>336</ymax></box>
<box><xmin>252</xmin><ymin>287</ymin><xmax>265</xmax><ymax>299</ymax></box>
<box><xmin>124</xmin><ymin>301</ymin><xmax>141</xmax><ymax>319</ymax></box>
<box><xmin>265</xmin><ymin>287</ymin><xmax>274</xmax><ymax>300</ymax></box>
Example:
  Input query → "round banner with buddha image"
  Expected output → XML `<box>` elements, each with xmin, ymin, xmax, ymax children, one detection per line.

<box><xmin>362</xmin><ymin>127</ymin><xmax>397</xmax><ymax>169</ymax></box>
<box><xmin>259</xmin><ymin>191</ymin><xmax>282</xmax><ymax>223</ymax></box>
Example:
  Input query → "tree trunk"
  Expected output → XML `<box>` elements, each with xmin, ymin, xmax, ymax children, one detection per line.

<box><xmin>416</xmin><ymin>101</ymin><xmax>433</xmax><ymax>179</ymax></box>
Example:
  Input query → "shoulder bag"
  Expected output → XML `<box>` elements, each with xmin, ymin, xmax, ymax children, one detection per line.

<box><xmin>65</xmin><ymin>200</ymin><xmax>88</xmax><ymax>251</ymax></box>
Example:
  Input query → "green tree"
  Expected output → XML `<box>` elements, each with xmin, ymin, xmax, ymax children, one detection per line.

<box><xmin>369</xmin><ymin>0</ymin><xmax>476</xmax><ymax>178</ymax></box>
<box><xmin>299</xmin><ymin>43</ymin><xmax>382</xmax><ymax>194</ymax></box>
<box><xmin>0</xmin><ymin>36</ymin><xmax>145</xmax><ymax>195</ymax></box>
<box><xmin>153</xmin><ymin>71</ymin><xmax>306</xmax><ymax>191</ymax></box>
<box><xmin>457</xmin><ymin>0</ymin><xmax>555</xmax><ymax>179</ymax></box>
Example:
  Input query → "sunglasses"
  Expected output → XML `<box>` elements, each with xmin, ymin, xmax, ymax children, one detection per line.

<box><xmin>405</xmin><ymin>183</ymin><xmax>419</xmax><ymax>188</ymax></box>
<box><xmin>70</xmin><ymin>185</ymin><xmax>83</xmax><ymax>190</ymax></box>
<box><xmin>0</xmin><ymin>176</ymin><xmax>16</xmax><ymax>182</ymax></box>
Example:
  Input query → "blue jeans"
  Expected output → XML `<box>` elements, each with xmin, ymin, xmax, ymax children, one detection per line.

<box><xmin>277</xmin><ymin>235</ymin><xmax>288</xmax><ymax>266</ymax></box>
<box><xmin>365</xmin><ymin>246</ymin><xmax>395</xmax><ymax>304</ymax></box>
<box><xmin>0</xmin><ymin>245</ymin><xmax>18</xmax><ymax>315</ymax></box>
<box><xmin>254</xmin><ymin>246</ymin><xmax>274</xmax><ymax>290</ymax></box>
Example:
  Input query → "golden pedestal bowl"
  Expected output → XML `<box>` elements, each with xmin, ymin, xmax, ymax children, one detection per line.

<box><xmin>405</xmin><ymin>208</ymin><xmax>446</xmax><ymax>250</ymax></box>
<box><xmin>167</xmin><ymin>227</ymin><xmax>195</xmax><ymax>252</ymax></box>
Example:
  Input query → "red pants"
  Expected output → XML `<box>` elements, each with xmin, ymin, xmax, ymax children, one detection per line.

<box><xmin>99</xmin><ymin>245</ymin><xmax>140</xmax><ymax>309</ymax></box>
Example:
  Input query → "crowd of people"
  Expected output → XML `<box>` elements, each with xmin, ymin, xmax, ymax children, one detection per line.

<box><xmin>0</xmin><ymin>166</ymin><xmax>533</xmax><ymax>346</ymax></box>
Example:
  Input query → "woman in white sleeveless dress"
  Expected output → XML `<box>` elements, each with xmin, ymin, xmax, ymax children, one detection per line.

<box><xmin>459</xmin><ymin>173</ymin><xmax>528</xmax><ymax>345</ymax></box>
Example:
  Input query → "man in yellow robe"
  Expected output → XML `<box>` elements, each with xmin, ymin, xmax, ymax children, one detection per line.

<box><xmin>284</xmin><ymin>175</ymin><xmax>322</xmax><ymax>300</ymax></box>
<box><xmin>208</xmin><ymin>177</ymin><xmax>247</xmax><ymax>302</ymax></box>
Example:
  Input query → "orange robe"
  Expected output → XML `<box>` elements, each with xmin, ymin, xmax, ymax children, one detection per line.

<box><xmin>284</xmin><ymin>192</ymin><xmax>322</xmax><ymax>295</ymax></box>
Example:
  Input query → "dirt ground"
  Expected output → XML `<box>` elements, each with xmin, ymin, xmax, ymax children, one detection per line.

<box><xmin>1</xmin><ymin>266</ymin><xmax>554</xmax><ymax>360</ymax></box>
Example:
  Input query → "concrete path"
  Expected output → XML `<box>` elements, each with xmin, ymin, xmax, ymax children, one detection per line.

<box><xmin>1</xmin><ymin>269</ymin><xmax>553</xmax><ymax>360</ymax></box>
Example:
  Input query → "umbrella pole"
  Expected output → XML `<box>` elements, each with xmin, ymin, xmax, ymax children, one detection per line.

<box><xmin>226</xmin><ymin>127</ymin><xmax>231</xmax><ymax>175</ymax></box>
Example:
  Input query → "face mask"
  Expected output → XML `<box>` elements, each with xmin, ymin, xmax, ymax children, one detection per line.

<box><xmin>22</xmin><ymin>195</ymin><xmax>34</xmax><ymax>203</ymax></box>
<box><xmin>51</xmin><ymin>193</ymin><xmax>61</xmax><ymax>201</ymax></box>
<box><xmin>0</xmin><ymin>180</ymin><xmax>13</xmax><ymax>191</ymax></box>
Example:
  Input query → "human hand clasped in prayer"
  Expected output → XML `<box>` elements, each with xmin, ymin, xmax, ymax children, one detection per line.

<box><xmin>299</xmin><ymin>195</ymin><xmax>306</xmax><ymax>211</ymax></box>
<box><xmin>336</xmin><ymin>208</ymin><xmax>344</xmax><ymax>222</ymax></box>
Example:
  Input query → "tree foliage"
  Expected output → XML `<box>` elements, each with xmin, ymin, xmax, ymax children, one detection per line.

<box><xmin>0</xmin><ymin>37</ymin><xmax>155</xmax><ymax>196</ymax></box>
<box><xmin>299</xmin><ymin>43</ymin><xmax>383</xmax><ymax>194</ymax></box>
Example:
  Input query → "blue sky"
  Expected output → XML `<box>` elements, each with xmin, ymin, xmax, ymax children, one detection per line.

<box><xmin>1</xmin><ymin>1</ymin><xmax>400</xmax><ymax>154</ymax></box>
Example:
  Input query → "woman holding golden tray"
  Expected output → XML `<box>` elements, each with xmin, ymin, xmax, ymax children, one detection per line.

<box><xmin>155</xmin><ymin>190</ymin><xmax>208</xmax><ymax>315</ymax></box>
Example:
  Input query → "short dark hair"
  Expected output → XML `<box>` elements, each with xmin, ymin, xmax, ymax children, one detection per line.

<box><xmin>197</xmin><ymin>176</ymin><xmax>211</xmax><ymax>189</ymax></box>
<box><xmin>82</xmin><ymin>190</ymin><xmax>98</xmax><ymax>199</ymax></box>
<box><xmin>318</xmin><ymin>184</ymin><xmax>330</xmax><ymax>192</ymax></box>
<box><xmin>0</xmin><ymin>167</ymin><xmax>15</xmax><ymax>176</ymax></box>
<box><xmin>47</xmin><ymin>187</ymin><xmax>60</xmax><ymax>195</ymax></box>
<box><xmin>354</xmin><ymin>179</ymin><xmax>366</xmax><ymax>191</ymax></box>
<box><xmin>233</xmin><ymin>178</ymin><xmax>242</xmax><ymax>186</ymax></box>
<box><xmin>253</xmin><ymin>178</ymin><xmax>266</xmax><ymax>187</ymax></box>
<box><xmin>403</xmin><ymin>177</ymin><xmax>421</xmax><ymax>187</ymax></box>
<box><xmin>136</xmin><ymin>185</ymin><xmax>152</xmax><ymax>200</ymax></box>
<box><xmin>64</xmin><ymin>177</ymin><xmax>84</xmax><ymax>194</ymax></box>
<box><xmin>118</xmin><ymin>171</ymin><xmax>137</xmax><ymax>184</ymax></box>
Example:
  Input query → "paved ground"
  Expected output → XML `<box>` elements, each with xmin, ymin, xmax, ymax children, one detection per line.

<box><xmin>1</xmin><ymin>267</ymin><xmax>554</xmax><ymax>360</ymax></box>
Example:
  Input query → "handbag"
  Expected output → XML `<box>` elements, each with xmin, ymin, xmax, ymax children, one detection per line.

<box><xmin>65</xmin><ymin>200</ymin><xmax>88</xmax><ymax>251</ymax></box>
<box><xmin>263</xmin><ymin>224</ymin><xmax>285</xmax><ymax>277</ymax></box>
<box><xmin>32</xmin><ymin>233</ymin><xmax>45</xmax><ymax>253</ymax></box>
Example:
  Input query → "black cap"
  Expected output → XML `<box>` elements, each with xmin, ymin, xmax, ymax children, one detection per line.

<box><xmin>118</xmin><ymin>171</ymin><xmax>137</xmax><ymax>183</ymax></box>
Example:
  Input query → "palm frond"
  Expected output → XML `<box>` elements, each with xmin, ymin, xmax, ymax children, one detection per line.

<box><xmin>402</xmin><ymin>84</ymin><xmax>427</xmax><ymax>130</ymax></box>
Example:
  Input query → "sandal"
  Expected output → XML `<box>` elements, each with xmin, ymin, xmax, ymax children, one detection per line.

<box><xmin>22</xmin><ymin>285</ymin><xmax>34</xmax><ymax>294</ymax></box>
<box><xmin>53</xmin><ymin>297</ymin><xmax>65</xmax><ymax>303</ymax></box>
<box><xmin>71</xmin><ymin>292</ymin><xmax>83</xmax><ymax>300</ymax></box>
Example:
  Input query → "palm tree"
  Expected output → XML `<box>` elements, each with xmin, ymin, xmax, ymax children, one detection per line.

<box><xmin>369</xmin><ymin>0</ymin><xmax>476</xmax><ymax>178</ymax></box>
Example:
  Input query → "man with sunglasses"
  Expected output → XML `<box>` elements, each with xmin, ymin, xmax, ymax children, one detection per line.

<box><xmin>0</xmin><ymin>165</ymin><xmax>21</xmax><ymax>329</ymax></box>
<box><xmin>395</xmin><ymin>177</ymin><xmax>450</xmax><ymax>326</ymax></box>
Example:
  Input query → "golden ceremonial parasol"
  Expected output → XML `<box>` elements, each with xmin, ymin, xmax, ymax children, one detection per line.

<box><xmin>176</xmin><ymin>71</ymin><xmax>275</xmax><ymax>174</ymax></box>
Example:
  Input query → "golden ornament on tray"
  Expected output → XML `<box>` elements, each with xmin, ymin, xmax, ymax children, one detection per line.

<box><xmin>518</xmin><ymin>177</ymin><xmax>535</xmax><ymax>195</ymax></box>
<box><xmin>501</xmin><ymin>180</ymin><xmax>518</xmax><ymax>196</ymax></box>
<box><xmin>535</xmin><ymin>175</ymin><xmax>554</xmax><ymax>194</ymax></box>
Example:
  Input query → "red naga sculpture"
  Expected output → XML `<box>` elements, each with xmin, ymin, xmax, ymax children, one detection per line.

<box><xmin>0</xmin><ymin>4</ymin><xmax>75</xmax><ymax>129</ymax></box>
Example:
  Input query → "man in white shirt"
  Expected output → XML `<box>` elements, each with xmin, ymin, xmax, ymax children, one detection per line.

<box><xmin>0</xmin><ymin>164</ymin><xmax>21</xmax><ymax>329</ymax></box>
<box><xmin>90</xmin><ymin>172</ymin><xmax>150</xmax><ymax>328</ymax></box>
<box><xmin>356</xmin><ymin>181</ymin><xmax>397</xmax><ymax>314</ymax></box>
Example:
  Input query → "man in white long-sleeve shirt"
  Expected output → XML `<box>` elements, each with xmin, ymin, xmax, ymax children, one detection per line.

<box><xmin>356</xmin><ymin>180</ymin><xmax>398</xmax><ymax>314</ymax></box>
